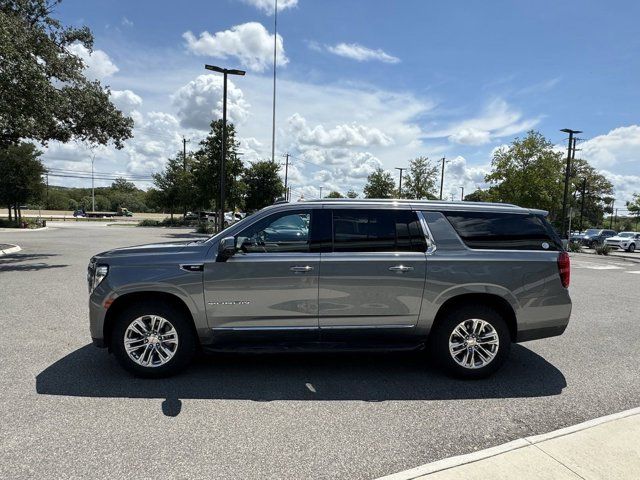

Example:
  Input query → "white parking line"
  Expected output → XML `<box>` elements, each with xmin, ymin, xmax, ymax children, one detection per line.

<box><xmin>627</xmin><ymin>271</ymin><xmax>640</xmax><ymax>274</ymax></box>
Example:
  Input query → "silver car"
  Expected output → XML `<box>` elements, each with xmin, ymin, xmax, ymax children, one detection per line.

<box><xmin>88</xmin><ymin>199</ymin><xmax>572</xmax><ymax>379</ymax></box>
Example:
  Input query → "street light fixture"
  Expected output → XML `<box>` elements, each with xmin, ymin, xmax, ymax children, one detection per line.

<box><xmin>205</xmin><ymin>64</ymin><xmax>246</xmax><ymax>231</ymax></box>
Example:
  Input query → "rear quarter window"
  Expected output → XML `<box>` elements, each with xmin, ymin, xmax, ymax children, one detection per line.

<box><xmin>442</xmin><ymin>211</ymin><xmax>561</xmax><ymax>251</ymax></box>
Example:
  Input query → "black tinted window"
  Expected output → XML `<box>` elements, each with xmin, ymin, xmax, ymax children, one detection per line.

<box><xmin>236</xmin><ymin>210</ymin><xmax>311</xmax><ymax>253</ymax></box>
<box><xmin>443</xmin><ymin>211</ymin><xmax>560</xmax><ymax>250</ymax></box>
<box><xmin>332</xmin><ymin>210</ymin><xmax>425</xmax><ymax>252</ymax></box>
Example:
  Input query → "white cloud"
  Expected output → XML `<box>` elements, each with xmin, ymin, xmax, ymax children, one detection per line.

<box><xmin>110</xmin><ymin>90</ymin><xmax>142</xmax><ymax>114</ymax></box>
<box><xmin>183</xmin><ymin>22</ymin><xmax>288</xmax><ymax>72</ymax></box>
<box><xmin>67</xmin><ymin>43</ymin><xmax>119</xmax><ymax>80</ymax></box>
<box><xmin>579</xmin><ymin>125</ymin><xmax>640</xmax><ymax>169</ymax></box>
<box><xmin>287</xmin><ymin>113</ymin><xmax>393</xmax><ymax>148</ymax></box>
<box><xmin>425</xmin><ymin>98</ymin><xmax>541</xmax><ymax>145</ymax></box>
<box><xmin>121</xmin><ymin>17</ymin><xmax>134</xmax><ymax>27</ymax></box>
<box><xmin>600</xmin><ymin>170</ymin><xmax>640</xmax><ymax>206</ymax></box>
<box><xmin>326</xmin><ymin>43</ymin><xmax>400</xmax><ymax>64</ymax></box>
<box><xmin>172</xmin><ymin>74</ymin><xmax>250</xmax><ymax>130</ymax></box>
<box><xmin>240</xmin><ymin>0</ymin><xmax>298</xmax><ymax>15</ymax></box>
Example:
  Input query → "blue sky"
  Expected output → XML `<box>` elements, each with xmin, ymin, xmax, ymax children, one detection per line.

<box><xmin>46</xmin><ymin>0</ymin><xmax>640</xmax><ymax>204</ymax></box>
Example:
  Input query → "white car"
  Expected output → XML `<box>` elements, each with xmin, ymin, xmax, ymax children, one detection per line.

<box><xmin>604</xmin><ymin>231</ymin><xmax>640</xmax><ymax>252</ymax></box>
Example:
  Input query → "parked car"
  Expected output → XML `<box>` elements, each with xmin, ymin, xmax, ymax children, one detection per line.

<box><xmin>87</xmin><ymin>199</ymin><xmax>571</xmax><ymax>379</ymax></box>
<box><xmin>579</xmin><ymin>228</ymin><xmax>617</xmax><ymax>248</ymax></box>
<box><xmin>604</xmin><ymin>231</ymin><xmax>640</xmax><ymax>252</ymax></box>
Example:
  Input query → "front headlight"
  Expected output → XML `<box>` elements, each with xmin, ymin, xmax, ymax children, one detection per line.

<box><xmin>89</xmin><ymin>264</ymin><xmax>109</xmax><ymax>294</ymax></box>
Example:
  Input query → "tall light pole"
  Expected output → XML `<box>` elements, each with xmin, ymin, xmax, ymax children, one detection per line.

<box><xmin>271</xmin><ymin>0</ymin><xmax>278</xmax><ymax>163</ymax></box>
<box><xmin>395</xmin><ymin>167</ymin><xmax>406</xmax><ymax>197</ymax></box>
<box><xmin>205</xmin><ymin>64</ymin><xmax>246</xmax><ymax>231</ymax></box>
<box><xmin>90</xmin><ymin>151</ymin><xmax>96</xmax><ymax>212</ymax></box>
<box><xmin>439</xmin><ymin>157</ymin><xmax>448</xmax><ymax>200</ymax></box>
<box><xmin>459</xmin><ymin>186</ymin><xmax>464</xmax><ymax>201</ymax></box>
<box><xmin>560</xmin><ymin>128</ymin><xmax>582</xmax><ymax>239</ymax></box>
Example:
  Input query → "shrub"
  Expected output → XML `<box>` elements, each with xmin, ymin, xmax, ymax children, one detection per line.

<box><xmin>568</xmin><ymin>241</ymin><xmax>582</xmax><ymax>253</ymax></box>
<box><xmin>595</xmin><ymin>244</ymin><xmax>611</xmax><ymax>255</ymax></box>
<box><xmin>196</xmin><ymin>222</ymin><xmax>215</xmax><ymax>234</ymax></box>
<box><xmin>138</xmin><ymin>219</ymin><xmax>160</xmax><ymax>227</ymax></box>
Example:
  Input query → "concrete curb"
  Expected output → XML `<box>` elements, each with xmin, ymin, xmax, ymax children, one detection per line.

<box><xmin>0</xmin><ymin>244</ymin><xmax>21</xmax><ymax>256</ymax></box>
<box><xmin>378</xmin><ymin>407</ymin><xmax>640</xmax><ymax>480</ymax></box>
<box><xmin>0</xmin><ymin>226</ymin><xmax>49</xmax><ymax>233</ymax></box>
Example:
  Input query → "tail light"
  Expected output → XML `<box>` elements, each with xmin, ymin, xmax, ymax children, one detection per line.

<box><xmin>558</xmin><ymin>251</ymin><xmax>570</xmax><ymax>288</ymax></box>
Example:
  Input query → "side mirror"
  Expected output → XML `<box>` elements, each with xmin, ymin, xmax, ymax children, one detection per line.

<box><xmin>217</xmin><ymin>236</ymin><xmax>236</xmax><ymax>261</ymax></box>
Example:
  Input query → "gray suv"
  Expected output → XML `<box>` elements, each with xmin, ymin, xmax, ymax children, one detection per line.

<box><xmin>88</xmin><ymin>200</ymin><xmax>572</xmax><ymax>379</ymax></box>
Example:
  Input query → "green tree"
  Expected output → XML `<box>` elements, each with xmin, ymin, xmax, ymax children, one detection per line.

<box><xmin>363</xmin><ymin>168</ymin><xmax>395</xmax><ymax>199</ymax></box>
<box><xmin>111</xmin><ymin>178</ymin><xmax>137</xmax><ymax>193</ymax></box>
<box><xmin>243</xmin><ymin>161</ymin><xmax>284</xmax><ymax>211</ymax></box>
<box><xmin>153</xmin><ymin>154</ymin><xmax>195</xmax><ymax>219</ymax></box>
<box><xmin>346</xmin><ymin>189</ymin><xmax>358</xmax><ymax>199</ymax></box>
<box><xmin>627</xmin><ymin>193</ymin><xmax>640</xmax><ymax>229</ymax></box>
<box><xmin>0</xmin><ymin>0</ymin><xmax>133</xmax><ymax>148</ymax></box>
<box><xmin>403</xmin><ymin>156</ymin><xmax>438</xmax><ymax>199</ymax></box>
<box><xmin>326</xmin><ymin>191</ymin><xmax>344</xmax><ymax>198</ymax></box>
<box><xmin>0</xmin><ymin>142</ymin><xmax>45</xmax><ymax>221</ymax></box>
<box><xmin>571</xmin><ymin>159</ymin><xmax>614</xmax><ymax>229</ymax></box>
<box><xmin>192</xmin><ymin>120</ymin><xmax>244</xmax><ymax>211</ymax></box>
<box><xmin>485</xmin><ymin>131</ymin><xmax>565</xmax><ymax>220</ymax></box>
<box><xmin>464</xmin><ymin>188</ymin><xmax>494</xmax><ymax>202</ymax></box>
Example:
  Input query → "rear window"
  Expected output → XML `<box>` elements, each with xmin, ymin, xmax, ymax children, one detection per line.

<box><xmin>442</xmin><ymin>211</ymin><xmax>561</xmax><ymax>251</ymax></box>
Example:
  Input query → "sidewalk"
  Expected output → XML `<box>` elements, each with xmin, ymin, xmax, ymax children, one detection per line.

<box><xmin>380</xmin><ymin>407</ymin><xmax>640</xmax><ymax>480</ymax></box>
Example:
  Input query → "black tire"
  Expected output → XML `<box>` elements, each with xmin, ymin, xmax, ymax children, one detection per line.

<box><xmin>111</xmin><ymin>301</ymin><xmax>197</xmax><ymax>378</ymax></box>
<box><xmin>590</xmin><ymin>240</ymin><xmax>598</xmax><ymax>249</ymax></box>
<box><xmin>628</xmin><ymin>243</ymin><xmax>636</xmax><ymax>253</ymax></box>
<box><xmin>429</xmin><ymin>304</ymin><xmax>511</xmax><ymax>379</ymax></box>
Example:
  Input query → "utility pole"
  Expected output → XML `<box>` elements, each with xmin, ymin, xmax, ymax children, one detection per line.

<box><xmin>205</xmin><ymin>64</ymin><xmax>246</xmax><ymax>231</ymax></box>
<box><xmin>459</xmin><ymin>186</ymin><xmax>464</xmax><ymax>201</ymax></box>
<box><xmin>449</xmin><ymin>193</ymin><xmax>455</xmax><ymax>201</ymax></box>
<box><xmin>439</xmin><ymin>157</ymin><xmax>448</xmax><ymax>200</ymax></box>
<box><xmin>283</xmin><ymin>153</ymin><xmax>290</xmax><ymax>199</ymax></box>
<box><xmin>271</xmin><ymin>0</ymin><xmax>278</xmax><ymax>163</ymax></box>
<box><xmin>182</xmin><ymin>137</ymin><xmax>190</xmax><ymax>171</ymax></box>
<box><xmin>319</xmin><ymin>186</ymin><xmax>323</xmax><ymax>199</ymax></box>
<box><xmin>613</xmin><ymin>208</ymin><xmax>618</xmax><ymax>230</ymax></box>
<box><xmin>45</xmin><ymin>172</ymin><xmax>49</xmax><ymax>208</ymax></box>
<box><xmin>579</xmin><ymin>178</ymin><xmax>587</xmax><ymax>232</ymax></box>
<box><xmin>560</xmin><ymin>128</ymin><xmax>582</xmax><ymax>239</ymax></box>
<box><xmin>395</xmin><ymin>167</ymin><xmax>406</xmax><ymax>197</ymax></box>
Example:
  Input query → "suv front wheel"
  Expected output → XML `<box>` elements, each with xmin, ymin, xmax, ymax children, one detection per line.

<box><xmin>430</xmin><ymin>304</ymin><xmax>511</xmax><ymax>379</ymax></box>
<box><xmin>111</xmin><ymin>301</ymin><xmax>197</xmax><ymax>378</ymax></box>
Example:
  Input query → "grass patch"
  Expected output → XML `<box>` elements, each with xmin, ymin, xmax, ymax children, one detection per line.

<box><xmin>595</xmin><ymin>244</ymin><xmax>612</xmax><ymax>255</ymax></box>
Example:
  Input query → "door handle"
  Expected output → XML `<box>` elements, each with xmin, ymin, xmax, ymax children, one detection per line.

<box><xmin>388</xmin><ymin>265</ymin><xmax>414</xmax><ymax>272</ymax></box>
<box><xmin>290</xmin><ymin>265</ymin><xmax>314</xmax><ymax>273</ymax></box>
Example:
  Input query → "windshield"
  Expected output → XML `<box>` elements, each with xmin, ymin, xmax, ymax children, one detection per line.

<box><xmin>618</xmin><ymin>232</ymin><xmax>634</xmax><ymax>238</ymax></box>
<box><xmin>585</xmin><ymin>229</ymin><xmax>600</xmax><ymax>235</ymax></box>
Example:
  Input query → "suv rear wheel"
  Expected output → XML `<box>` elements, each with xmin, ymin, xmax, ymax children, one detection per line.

<box><xmin>111</xmin><ymin>301</ymin><xmax>197</xmax><ymax>378</ymax></box>
<box><xmin>430</xmin><ymin>304</ymin><xmax>511</xmax><ymax>379</ymax></box>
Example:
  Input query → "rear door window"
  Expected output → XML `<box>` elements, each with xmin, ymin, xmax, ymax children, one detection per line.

<box><xmin>442</xmin><ymin>211</ymin><xmax>561</xmax><ymax>251</ymax></box>
<box><xmin>332</xmin><ymin>209</ymin><xmax>426</xmax><ymax>253</ymax></box>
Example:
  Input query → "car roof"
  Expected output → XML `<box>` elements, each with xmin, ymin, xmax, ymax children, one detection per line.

<box><xmin>299</xmin><ymin>198</ymin><xmax>540</xmax><ymax>213</ymax></box>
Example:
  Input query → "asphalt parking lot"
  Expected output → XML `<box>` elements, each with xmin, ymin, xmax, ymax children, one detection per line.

<box><xmin>1</xmin><ymin>222</ymin><xmax>639</xmax><ymax>479</ymax></box>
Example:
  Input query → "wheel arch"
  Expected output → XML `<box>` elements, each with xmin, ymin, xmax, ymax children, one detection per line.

<box><xmin>103</xmin><ymin>291</ymin><xmax>198</xmax><ymax>350</ymax></box>
<box><xmin>430</xmin><ymin>293</ymin><xmax>517</xmax><ymax>342</ymax></box>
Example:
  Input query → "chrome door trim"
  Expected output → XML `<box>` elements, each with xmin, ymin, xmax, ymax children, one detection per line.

<box><xmin>319</xmin><ymin>324</ymin><xmax>415</xmax><ymax>330</ymax></box>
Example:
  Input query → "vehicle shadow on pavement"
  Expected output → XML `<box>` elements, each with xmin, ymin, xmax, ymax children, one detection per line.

<box><xmin>0</xmin><ymin>253</ymin><xmax>68</xmax><ymax>272</ymax></box>
<box><xmin>36</xmin><ymin>344</ymin><xmax>566</xmax><ymax>416</ymax></box>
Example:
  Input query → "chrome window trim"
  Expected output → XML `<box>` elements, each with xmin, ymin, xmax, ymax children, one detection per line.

<box><xmin>416</xmin><ymin>210</ymin><xmax>437</xmax><ymax>255</ymax></box>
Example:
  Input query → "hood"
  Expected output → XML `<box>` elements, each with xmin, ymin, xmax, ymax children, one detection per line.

<box><xmin>93</xmin><ymin>240</ymin><xmax>208</xmax><ymax>265</ymax></box>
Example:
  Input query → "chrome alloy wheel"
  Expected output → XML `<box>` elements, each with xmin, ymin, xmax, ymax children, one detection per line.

<box><xmin>124</xmin><ymin>315</ymin><xmax>179</xmax><ymax>368</ymax></box>
<box><xmin>448</xmin><ymin>318</ymin><xmax>499</xmax><ymax>369</ymax></box>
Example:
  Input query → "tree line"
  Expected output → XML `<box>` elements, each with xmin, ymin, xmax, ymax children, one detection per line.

<box><xmin>359</xmin><ymin>131</ymin><xmax>635</xmax><ymax>231</ymax></box>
